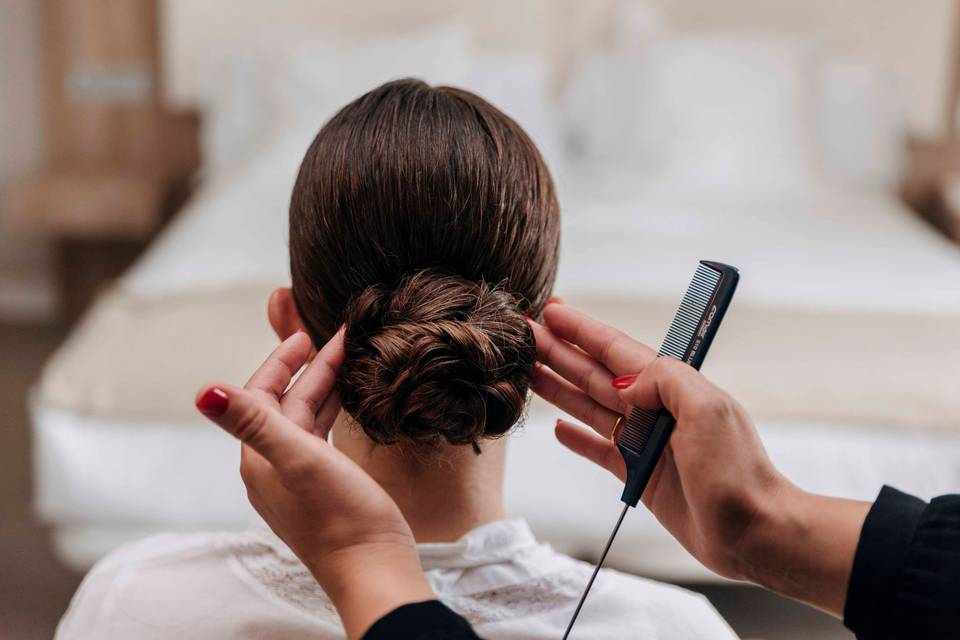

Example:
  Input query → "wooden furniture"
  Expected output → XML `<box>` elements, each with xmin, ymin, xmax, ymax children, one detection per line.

<box><xmin>4</xmin><ymin>0</ymin><xmax>199</xmax><ymax>321</ymax></box>
<box><xmin>901</xmin><ymin>139</ymin><xmax>960</xmax><ymax>243</ymax></box>
<box><xmin>935</xmin><ymin>174</ymin><xmax>960</xmax><ymax>241</ymax></box>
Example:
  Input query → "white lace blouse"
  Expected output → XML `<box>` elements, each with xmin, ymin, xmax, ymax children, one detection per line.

<box><xmin>56</xmin><ymin>518</ymin><xmax>738</xmax><ymax>639</ymax></box>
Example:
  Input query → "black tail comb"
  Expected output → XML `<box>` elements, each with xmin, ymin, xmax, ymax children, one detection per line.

<box><xmin>563</xmin><ymin>260</ymin><xmax>738</xmax><ymax>640</ymax></box>
<box><xmin>617</xmin><ymin>260</ymin><xmax>739</xmax><ymax>506</ymax></box>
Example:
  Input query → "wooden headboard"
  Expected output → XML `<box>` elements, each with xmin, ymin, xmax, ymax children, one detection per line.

<box><xmin>160</xmin><ymin>0</ymin><xmax>958</xmax><ymax>139</ymax></box>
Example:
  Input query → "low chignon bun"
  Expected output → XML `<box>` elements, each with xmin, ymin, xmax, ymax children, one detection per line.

<box><xmin>337</xmin><ymin>269</ymin><xmax>536</xmax><ymax>449</ymax></box>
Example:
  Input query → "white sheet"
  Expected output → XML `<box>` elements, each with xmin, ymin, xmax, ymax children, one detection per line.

<box><xmin>556</xmin><ymin>175</ymin><xmax>960</xmax><ymax>313</ymax></box>
<box><xmin>33</xmin><ymin>398</ymin><xmax>960</xmax><ymax>576</ymax></box>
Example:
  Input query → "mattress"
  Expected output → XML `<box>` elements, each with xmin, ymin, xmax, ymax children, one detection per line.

<box><xmin>37</xmin><ymin>278</ymin><xmax>960</xmax><ymax>431</ymax></box>
<box><xmin>34</xmin><ymin>399</ymin><xmax>960</xmax><ymax>577</ymax></box>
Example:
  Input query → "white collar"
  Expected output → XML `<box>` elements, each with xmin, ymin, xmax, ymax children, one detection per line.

<box><xmin>417</xmin><ymin>518</ymin><xmax>539</xmax><ymax>570</ymax></box>
<box><xmin>252</xmin><ymin>517</ymin><xmax>540</xmax><ymax>571</ymax></box>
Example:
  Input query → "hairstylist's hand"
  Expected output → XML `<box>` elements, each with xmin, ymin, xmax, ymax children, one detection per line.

<box><xmin>529</xmin><ymin>303</ymin><xmax>870</xmax><ymax>616</ymax></box>
<box><xmin>195</xmin><ymin>330</ymin><xmax>433</xmax><ymax>639</ymax></box>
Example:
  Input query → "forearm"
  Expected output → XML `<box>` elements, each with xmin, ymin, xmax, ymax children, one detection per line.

<box><xmin>739</xmin><ymin>481</ymin><xmax>871</xmax><ymax>617</ymax></box>
<box><xmin>313</xmin><ymin>543</ymin><xmax>436</xmax><ymax>640</ymax></box>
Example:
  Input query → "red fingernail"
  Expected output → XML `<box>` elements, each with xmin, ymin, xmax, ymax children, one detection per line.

<box><xmin>611</xmin><ymin>374</ymin><xmax>637</xmax><ymax>389</ymax></box>
<box><xmin>197</xmin><ymin>387</ymin><xmax>229</xmax><ymax>417</ymax></box>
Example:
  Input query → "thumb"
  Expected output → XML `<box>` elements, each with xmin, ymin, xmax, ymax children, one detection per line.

<box><xmin>196</xmin><ymin>384</ymin><xmax>315</xmax><ymax>471</ymax></box>
<box><xmin>613</xmin><ymin>356</ymin><xmax>711</xmax><ymax>417</ymax></box>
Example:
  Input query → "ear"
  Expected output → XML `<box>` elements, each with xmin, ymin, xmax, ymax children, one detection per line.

<box><xmin>268</xmin><ymin>287</ymin><xmax>305</xmax><ymax>341</ymax></box>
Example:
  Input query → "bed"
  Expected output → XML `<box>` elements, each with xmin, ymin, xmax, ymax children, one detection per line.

<box><xmin>33</xmin><ymin>1</ymin><xmax>960</xmax><ymax>581</ymax></box>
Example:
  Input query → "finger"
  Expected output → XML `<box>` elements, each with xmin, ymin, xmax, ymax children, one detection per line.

<box><xmin>196</xmin><ymin>383</ymin><xmax>319</xmax><ymax>473</ymax></box>
<box><xmin>280</xmin><ymin>329</ymin><xmax>346</xmax><ymax>431</ymax></box>
<box><xmin>531</xmin><ymin>366</ymin><xmax>623</xmax><ymax>437</ymax></box>
<box><xmin>615</xmin><ymin>356</ymin><xmax>714</xmax><ymax>418</ymax></box>
<box><xmin>313</xmin><ymin>389</ymin><xmax>341</xmax><ymax>438</ymax></box>
<box><xmin>529</xmin><ymin>319</ymin><xmax>628</xmax><ymax>414</ymax></box>
<box><xmin>542</xmin><ymin>304</ymin><xmax>656</xmax><ymax>375</ymax></box>
<box><xmin>244</xmin><ymin>331</ymin><xmax>314</xmax><ymax>404</ymax></box>
<box><xmin>555</xmin><ymin>419</ymin><xmax>626</xmax><ymax>481</ymax></box>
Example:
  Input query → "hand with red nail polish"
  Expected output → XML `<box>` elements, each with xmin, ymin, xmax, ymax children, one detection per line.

<box><xmin>195</xmin><ymin>330</ymin><xmax>432</xmax><ymax>639</ymax></box>
<box><xmin>527</xmin><ymin>304</ymin><xmax>864</xmax><ymax>616</ymax></box>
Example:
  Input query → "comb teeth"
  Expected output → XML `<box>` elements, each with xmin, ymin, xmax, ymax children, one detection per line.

<box><xmin>618</xmin><ymin>263</ymin><xmax>721</xmax><ymax>452</ymax></box>
<box><xmin>658</xmin><ymin>264</ymin><xmax>721</xmax><ymax>360</ymax></box>
<box><xmin>618</xmin><ymin>407</ymin><xmax>659</xmax><ymax>451</ymax></box>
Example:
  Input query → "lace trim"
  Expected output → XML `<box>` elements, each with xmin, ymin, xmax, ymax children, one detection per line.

<box><xmin>226</xmin><ymin>534</ymin><xmax>339</xmax><ymax>622</ymax></box>
<box><xmin>444</xmin><ymin>572</ymin><xmax>584</xmax><ymax>625</ymax></box>
<box><xmin>224</xmin><ymin>532</ymin><xmax>586</xmax><ymax>626</ymax></box>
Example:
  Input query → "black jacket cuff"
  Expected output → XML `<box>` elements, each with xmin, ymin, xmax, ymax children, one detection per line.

<box><xmin>843</xmin><ymin>485</ymin><xmax>925</xmax><ymax>638</ymax></box>
<box><xmin>363</xmin><ymin>600</ymin><xmax>480</xmax><ymax>640</ymax></box>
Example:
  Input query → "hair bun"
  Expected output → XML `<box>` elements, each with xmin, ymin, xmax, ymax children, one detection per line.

<box><xmin>338</xmin><ymin>269</ymin><xmax>535</xmax><ymax>449</ymax></box>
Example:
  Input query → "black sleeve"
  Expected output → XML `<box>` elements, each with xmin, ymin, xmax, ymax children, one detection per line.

<box><xmin>363</xmin><ymin>600</ymin><xmax>482</xmax><ymax>640</ymax></box>
<box><xmin>844</xmin><ymin>485</ymin><xmax>960</xmax><ymax>639</ymax></box>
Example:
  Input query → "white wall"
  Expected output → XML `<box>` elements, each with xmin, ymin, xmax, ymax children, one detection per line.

<box><xmin>0</xmin><ymin>0</ymin><xmax>53</xmax><ymax>320</ymax></box>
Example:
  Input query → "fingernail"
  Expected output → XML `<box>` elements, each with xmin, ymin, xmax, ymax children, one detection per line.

<box><xmin>524</xmin><ymin>314</ymin><xmax>532</xmax><ymax>321</ymax></box>
<box><xmin>611</xmin><ymin>374</ymin><xmax>637</xmax><ymax>389</ymax></box>
<box><xmin>197</xmin><ymin>387</ymin><xmax>229</xmax><ymax>417</ymax></box>
<box><xmin>545</xmin><ymin>296</ymin><xmax>564</xmax><ymax>306</ymax></box>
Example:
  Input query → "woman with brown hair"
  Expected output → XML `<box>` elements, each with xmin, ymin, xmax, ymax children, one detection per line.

<box><xmin>56</xmin><ymin>79</ymin><xmax>735</xmax><ymax>639</ymax></box>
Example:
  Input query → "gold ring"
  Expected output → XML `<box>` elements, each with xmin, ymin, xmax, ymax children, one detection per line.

<box><xmin>610</xmin><ymin>415</ymin><xmax>625</xmax><ymax>444</ymax></box>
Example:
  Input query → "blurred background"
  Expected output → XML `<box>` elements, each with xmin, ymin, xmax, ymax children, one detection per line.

<box><xmin>3</xmin><ymin>1</ymin><xmax>960</xmax><ymax>638</ymax></box>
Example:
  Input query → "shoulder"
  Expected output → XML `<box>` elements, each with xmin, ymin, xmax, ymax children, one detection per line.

<box><xmin>67</xmin><ymin>530</ymin><xmax>234</xmax><ymax>592</ymax></box>
<box><xmin>446</xmin><ymin>538</ymin><xmax>737</xmax><ymax>639</ymax></box>
<box><xmin>522</xmin><ymin>551</ymin><xmax>737</xmax><ymax>640</ymax></box>
<box><xmin>589</xmin><ymin>566</ymin><xmax>738</xmax><ymax>639</ymax></box>
<box><xmin>55</xmin><ymin>531</ymin><xmax>253</xmax><ymax>640</ymax></box>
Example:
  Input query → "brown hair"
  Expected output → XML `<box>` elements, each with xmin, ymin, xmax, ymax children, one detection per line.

<box><xmin>289</xmin><ymin>78</ymin><xmax>560</xmax><ymax>449</ymax></box>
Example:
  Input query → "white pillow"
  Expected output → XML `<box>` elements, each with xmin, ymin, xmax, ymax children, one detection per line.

<box><xmin>197</xmin><ymin>26</ymin><xmax>472</xmax><ymax>179</ymax></box>
<box><xmin>274</xmin><ymin>26</ymin><xmax>471</xmax><ymax>136</ymax></box>
<box><xmin>197</xmin><ymin>48</ymin><xmax>276</xmax><ymax>178</ymax></box>
<box><xmin>560</xmin><ymin>0</ymin><xmax>666</xmax><ymax>169</ymax></box>
<box><xmin>640</xmin><ymin>34</ymin><xmax>822</xmax><ymax>197</ymax></box>
<box><xmin>816</xmin><ymin>58</ymin><xmax>906</xmax><ymax>192</ymax></box>
<box><xmin>562</xmin><ymin>51</ymin><xmax>646</xmax><ymax>167</ymax></box>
